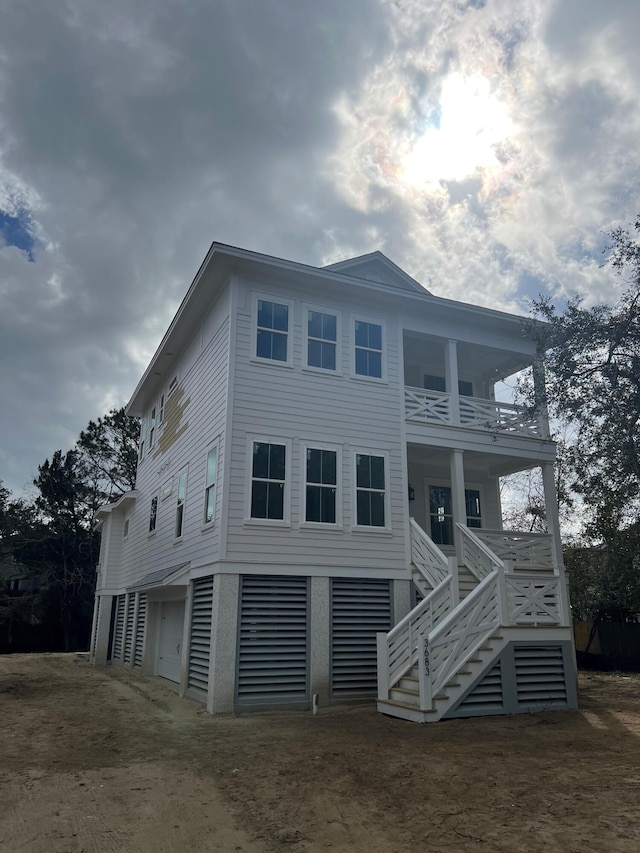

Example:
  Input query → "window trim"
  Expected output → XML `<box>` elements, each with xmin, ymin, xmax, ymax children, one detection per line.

<box><xmin>251</xmin><ymin>293</ymin><xmax>294</xmax><ymax>368</ymax></box>
<box><xmin>300</xmin><ymin>442</ymin><xmax>342</xmax><ymax>529</ymax></box>
<box><xmin>351</xmin><ymin>314</ymin><xmax>386</xmax><ymax>382</ymax></box>
<box><xmin>123</xmin><ymin>516</ymin><xmax>130</xmax><ymax>539</ymax></box>
<box><xmin>148</xmin><ymin>405</ymin><xmax>156</xmax><ymax>451</ymax></box>
<box><xmin>244</xmin><ymin>436</ymin><xmax>292</xmax><ymax>526</ymax></box>
<box><xmin>202</xmin><ymin>442</ymin><xmax>219</xmax><ymax>528</ymax></box>
<box><xmin>352</xmin><ymin>449</ymin><xmax>391</xmax><ymax>532</ymax></box>
<box><xmin>303</xmin><ymin>303</ymin><xmax>341</xmax><ymax>375</ymax></box>
<box><xmin>174</xmin><ymin>469</ymin><xmax>187</xmax><ymax>540</ymax></box>
<box><xmin>148</xmin><ymin>495</ymin><xmax>158</xmax><ymax>535</ymax></box>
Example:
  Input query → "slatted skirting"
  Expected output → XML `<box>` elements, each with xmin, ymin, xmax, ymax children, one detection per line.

<box><xmin>134</xmin><ymin>594</ymin><xmax>147</xmax><ymax>668</ymax></box>
<box><xmin>451</xmin><ymin>662</ymin><xmax>504</xmax><ymax>717</ymax></box>
<box><xmin>514</xmin><ymin>645</ymin><xmax>568</xmax><ymax>710</ymax></box>
<box><xmin>112</xmin><ymin>595</ymin><xmax>126</xmax><ymax>661</ymax></box>
<box><xmin>331</xmin><ymin>578</ymin><xmax>392</xmax><ymax>696</ymax></box>
<box><xmin>237</xmin><ymin>576</ymin><xmax>309</xmax><ymax>710</ymax></box>
<box><xmin>123</xmin><ymin>594</ymin><xmax>135</xmax><ymax>665</ymax></box>
<box><xmin>187</xmin><ymin>577</ymin><xmax>214</xmax><ymax>697</ymax></box>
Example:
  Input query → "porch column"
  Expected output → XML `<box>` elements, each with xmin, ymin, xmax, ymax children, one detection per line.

<box><xmin>533</xmin><ymin>351</ymin><xmax>550</xmax><ymax>438</ymax></box>
<box><xmin>445</xmin><ymin>339</ymin><xmax>460</xmax><ymax>424</ymax></box>
<box><xmin>541</xmin><ymin>462</ymin><xmax>564</xmax><ymax>575</ymax></box>
<box><xmin>449</xmin><ymin>449</ymin><xmax>467</xmax><ymax>558</ymax></box>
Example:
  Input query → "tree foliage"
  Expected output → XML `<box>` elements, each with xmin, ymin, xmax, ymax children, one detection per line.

<box><xmin>532</xmin><ymin>217</ymin><xmax>640</xmax><ymax>541</ymax></box>
<box><xmin>0</xmin><ymin>406</ymin><xmax>139</xmax><ymax>651</ymax></box>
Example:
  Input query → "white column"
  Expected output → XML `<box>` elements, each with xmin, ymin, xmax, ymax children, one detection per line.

<box><xmin>445</xmin><ymin>339</ymin><xmax>460</xmax><ymax>424</ymax></box>
<box><xmin>450</xmin><ymin>449</ymin><xmax>466</xmax><ymax>558</ymax></box>
<box><xmin>541</xmin><ymin>462</ymin><xmax>564</xmax><ymax>575</ymax></box>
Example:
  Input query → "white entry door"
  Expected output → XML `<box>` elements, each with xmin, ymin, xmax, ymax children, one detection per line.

<box><xmin>157</xmin><ymin>600</ymin><xmax>185</xmax><ymax>683</ymax></box>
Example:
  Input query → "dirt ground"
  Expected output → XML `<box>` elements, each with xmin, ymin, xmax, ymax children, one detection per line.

<box><xmin>1</xmin><ymin>656</ymin><xmax>639</xmax><ymax>853</ymax></box>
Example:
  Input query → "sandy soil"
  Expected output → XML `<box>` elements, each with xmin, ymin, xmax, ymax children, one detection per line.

<box><xmin>1</xmin><ymin>655</ymin><xmax>639</xmax><ymax>853</ymax></box>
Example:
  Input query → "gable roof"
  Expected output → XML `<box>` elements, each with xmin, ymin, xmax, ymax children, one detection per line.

<box><xmin>323</xmin><ymin>251</ymin><xmax>429</xmax><ymax>295</ymax></box>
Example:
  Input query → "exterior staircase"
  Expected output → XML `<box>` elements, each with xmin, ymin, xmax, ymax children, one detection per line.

<box><xmin>377</xmin><ymin>519</ymin><xmax>572</xmax><ymax>722</ymax></box>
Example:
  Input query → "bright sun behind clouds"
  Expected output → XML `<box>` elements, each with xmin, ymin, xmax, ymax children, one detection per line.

<box><xmin>401</xmin><ymin>73</ymin><xmax>515</xmax><ymax>186</ymax></box>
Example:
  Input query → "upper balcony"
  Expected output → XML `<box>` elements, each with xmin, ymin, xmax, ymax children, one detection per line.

<box><xmin>403</xmin><ymin>330</ymin><xmax>549</xmax><ymax>441</ymax></box>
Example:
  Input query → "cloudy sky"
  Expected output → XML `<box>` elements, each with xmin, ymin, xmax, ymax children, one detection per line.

<box><xmin>1</xmin><ymin>0</ymin><xmax>639</xmax><ymax>497</ymax></box>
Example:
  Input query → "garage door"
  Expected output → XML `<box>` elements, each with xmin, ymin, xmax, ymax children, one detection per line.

<box><xmin>157</xmin><ymin>600</ymin><xmax>185</xmax><ymax>683</ymax></box>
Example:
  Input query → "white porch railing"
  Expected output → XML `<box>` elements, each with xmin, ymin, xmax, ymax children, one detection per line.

<box><xmin>404</xmin><ymin>387</ymin><xmax>451</xmax><ymax>425</ymax></box>
<box><xmin>456</xmin><ymin>523</ymin><xmax>505</xmax><ymax>582</ymax></box>
<box><xmin>377</xmin><ymin>576</ymin><xmax>456</xmax><ymax>699</ymax></box>
<box><xmin>410</xmin><ymin>517</ymin><xmax>450</xmax><ymax>591</ymax></box>
<box><xmin>504</xmin><ymin>574</ymin><xmax>569</xmax><ymax>626</ymax></box>
<box><xmin>474</xmin><ymin>530</ymin><xmax>555</xmax><ymax>571</ymax></box>
<box><xmin>404</xmin><ymin>386</ymin><xmax>541</xmax><ymax>438</ymax></box>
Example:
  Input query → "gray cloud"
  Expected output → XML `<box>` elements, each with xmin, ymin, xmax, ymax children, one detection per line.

<box><xmin>1</xmin><ymin>0</ymin><xmax>639</xmax><ymax>494</ymax></box>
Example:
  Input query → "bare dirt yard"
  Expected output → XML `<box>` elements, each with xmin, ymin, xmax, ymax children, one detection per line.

<box><xmin>1</xmin><ymin>655</ymin><xmax>639</xmax><ymax>853</ymax></box>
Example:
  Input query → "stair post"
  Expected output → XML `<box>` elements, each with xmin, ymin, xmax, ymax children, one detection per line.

<box><xmin>496</xmin><ymin>564</ymin><xmax>509</xmax><ymax>626</ymax></box>
<box><xmin>448</xmin><ymin>556</ymin><xmax>460</xmax><ymax>606</ymax></box>
<box><xmin>418</xmin><ymin>635</ymin><xmax>433</xmax><ymax>711</ymax></box>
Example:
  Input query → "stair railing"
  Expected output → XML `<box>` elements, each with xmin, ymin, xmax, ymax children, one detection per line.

<box><xmin>377</xmin><ymin>575</ymin><xmax>456</xmax><ymax>701</ymax></box>
<box><xmin>410</xmin><ymin>517</ymin><xmax>450</xmax><ymax>591</ymax></box>
<box><xmin>456</xmin><ymin>522</ymin><xmax>506</xmax><ymax>582</ymax></box>
<box><xmin>418</xmin><ymin>567</ymin><xmax>503</xmax><ymax>711</ymax></box>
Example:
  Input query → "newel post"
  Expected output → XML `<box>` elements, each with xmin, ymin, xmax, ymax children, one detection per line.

<box><xmin>418</xmin><ymin>635</ymin><xmax>433</xmax><ymax>711</ymax></box>
<box><xmin>496</xmin><ymin>563</ymin><xmax>509</xmax><ymax>626</ymax></box>
<box><xmin>377</xmin><ymin>632</ymin><xmax>390</xmax><ymax>701</ymax></box>
<box><xmin>448</xmin><ymin>556</ymin><xmax>460</xmax><ymax>606</ymax></box>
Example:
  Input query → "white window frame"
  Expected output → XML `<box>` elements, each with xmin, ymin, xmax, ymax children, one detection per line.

<box><xmin>138</xmin><ymin>417</ymin><xmax>146</xmax><ymax>461</ymax></box>
<box><xmin>352</xmin><ymin>449</ymin><xmax>391</xmax><ymax>532</ymax></box>
<box><xmin>174</xmin><ymin>469</ymin><xmax>187</xmax><ymax>540</ymax></box>
<box><xmin>167</xmin><ymin>374</ymin><xmax>179</xmax><ymax>397</ymax></box>
<box><xmin>148</xmin><ymin>405</ymin><xmax>156</xmax><ymax>451</ymax></box>
<box><xmin>300</xmin><ymin>442</ymin><xmax>342</xmax><ymax>529</ymax></box>
<box><xmin>158</xmin><ymin>392</ymin><xmax>165</xmax><ymax>423</ymax></box>
<box><xmin>202</xmin><ymin>441</ymin><xmax>220</xmax><ymax>527</ymax></box>
<box><xmin>149</xmin><ymin>495</ymin><xmax>158</xmax><ymax>535</ymax></box>
<box><xmin>351</xmin><ymin>314</ymin><xmax>386</xmax><ymax>382</ymax></box>
<box><xmin>244</xmin><ymin>436</ymin><xmax>291</xmax><ymax>526</ymax></box>
<box><xmin>303</xmin><ymin>303</ymin><xmax>341</xmax><ymax>375</ymax></box>
<box><xmin>252</xmin><ymin>293</ymin><xmax>294</xmax><ymax>367</ymax></box>
<box><xmin>123</xmin><ymin>516</ymin><xmax>130</xmax><ymax>539</ymax></box>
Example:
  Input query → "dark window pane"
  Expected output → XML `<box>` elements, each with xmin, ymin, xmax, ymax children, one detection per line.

<box><xmin>271</xmin><ymin>331</ymin><xmax>287</xmax><ymax>361</ymax></box>
<box><xmin>357</xmin><ymin>490</ymin><xmax>370</xmax><ymax>526</ymax></box>
<box><xmin>257</xmin><ymin>299</ymin><xmax>273</xmax><ymax>329</ymax></box>
<box><xmin>256</xmin><ymin>329</ymin><xmax>272</xmax><ymax>359</ymax></box>
<box><xmin>429</xmin><ymin>486</ymin><xmax>452</xmax><ymax>515</ymax></box>
<box><xmin>308</xmin><ymin>339</ymin><xmax>322</xmax><ymax>368</ymax></box>
<box><xmin>252</xmin><ymin>442</ymin><xmax>270</xmax><ymax>479</ymax></box>
<box><xmin>368</xmin><ymin>323</ymin><xmax>382</xmax><ymax>350</ymax></box>
<box><xmin>321</xmin><ymin>342</ymin><xmax>336</xmax><ymax>370</ymax></box>
<box><xmin>465</xmin><ymin>489</ymin><xmax>481</xmax><ymax>519</ymax></box>
<box><xmin>321</xmin><ymin>450</ymin><xmax>337</xmax><ymax>485</ymax></box>
<box><xmin>306</xmin><ymin>448</ymin><xmax>322</xmax><ymax>484</ymax></box>
<box><xmin>370</xmin><ymin>492</ymin><xmax>385</xmax><ymax>527</ymax></box>
<box><xmin>458</xmin><ymin>380</ymin><xmax>473</xmax><ymax>397</ymax></box>
<box><xmin>368</xmin><ymin>350</ymin><xmax>382</xmax><ymax>378</ymax></box>
<box><xmin>323</xmin><ymin>313</ymin><xmax>337</xmax><ymax>341</ymax></box>
<box><xmin>306</xmin><ymin>485</ymin><xmax>320</xmax><ymax>522</ymax></box>
<box><xmin>355</xmin><ymin>348</ymin><xmax>368</xmax><ymax>376</ymax></box>
<box><xmin>355</xmin><ymin>321</ymin><xmax>369</xmax><ymax>348</ymax></box>
<box><xmin>424</xmin><ymin>374</ymin><xmax>446</xmax><ymax>392</ymax></box>
<box><xmin>430</xmin><ymin>515</ymin><xmax>453</xmax><ymax>545</ymax></box>
<box><xmin>467</xmin><ymin>518</ymin><xmax>482</xmax><ymax>528</ymax></box>
<box><xmin>205</xmin><ymin>487</ymin><xmax>215</xmax><ymax>523</ymax></box>
<box><xmin>251</xmin><ymin>481</ymin><xmax>268</xmax><ymax>518</ymax></box>
<box><xmin>356</xmin><ymin>454</ymin><xmax>370</xmax><ymax>488</ymax></box>
<box><xmin>370</xmin><ymin>456</ymin><xmax>385</xmax><ymax>490</ymax></box>
<box><xmin>321</xmin><ymin>487</ymin><xmax>336</xmax><ymax>523</ymax></box>
<box><xmin>269</xmin><ymin>444</ymin><xmax>286</xmax><ymax>481</ymax></box>
<box><xmin>267</xmin><ymin>482</ymin><xmax>284</xmax><ymax>519</ymax></box>
<box><xmin>308</xmin><ymin>310</ymin><xmax>323</xmax><ymax>339</ymax></box>
<box><xmin>272</xmin><ymin>302</ymin><xmax>288</xmax><ymax>332</ymax></box>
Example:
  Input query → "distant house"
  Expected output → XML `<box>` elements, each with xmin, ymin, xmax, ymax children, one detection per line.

<box><xmin>90</xmin><ymin>244</ymin><xmax>577</xmax><ymax>721</ymax></box>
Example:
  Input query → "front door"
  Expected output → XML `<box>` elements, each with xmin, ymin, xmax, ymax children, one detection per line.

<box><xmin>157</xmin><ymin>600</ymin><xmax>185</xmax><ymax>683</ymax></box>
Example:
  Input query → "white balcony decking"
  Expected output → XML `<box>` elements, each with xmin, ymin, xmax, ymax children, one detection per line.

<box><xmin>404</xmin><ymin>386</ymin><xmax>544</xmax><ymax>438</ymax></box>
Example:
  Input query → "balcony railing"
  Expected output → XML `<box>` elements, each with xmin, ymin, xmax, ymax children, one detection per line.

<box><xmin>404</xmin><ymin>386</ymin><xmax>543</xmax><ymax>438</ymax></box>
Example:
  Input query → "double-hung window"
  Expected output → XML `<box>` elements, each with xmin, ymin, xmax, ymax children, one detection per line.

<box><xmin>204</xmin><ymin>447</ymin><xmax>217</xmax><ymax>524</ymax></box>
<box><xmin>354</xmin><ymin>320</ymin><xmax>383</xmax><ymax>378</ymax></box>
<box><xmin>305</xmin><ymin>447</ymin><xmax>337</xmax><ymax>524</ymax></box>
<box><xmin>175</xmin><ymin>472</ymin><xmax>187</xmax><ymax>538</ymax></box>
<box><xmin>256</xmin><ymin>299</ymin><xmax>289</xmax><ymax>362</ymax></box>
<box><xmin>307</xmin><ymin>310</ymin><xmax>337</xmax><ymax>371</ymax></box>
<box><xmin>250</xmin><ymin>441</ymin><xmax>286</xmax><ymax>520</ymax></box>
<box><xmin>149</xmin><ymin>496</ymin><xmax>158</xmax><ymax>533</ymax></box>
<box><xmin>355</xmin><ymin>453</ymin><xmax>386</xmax><ymax>527</ymax></box>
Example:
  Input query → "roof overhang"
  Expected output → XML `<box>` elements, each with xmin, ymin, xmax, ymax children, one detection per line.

<box><xmin>93</xmin><ymin>491</ymin><xmax>139</xmax><ymax>531</ymax></box>
<box><xmin>127</xmin><ymin>561</ymin><xmax>191</xmax><ymax>592</ymax></box>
